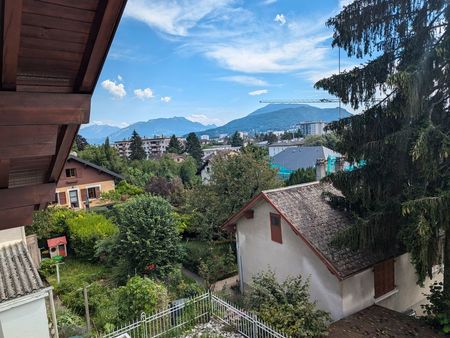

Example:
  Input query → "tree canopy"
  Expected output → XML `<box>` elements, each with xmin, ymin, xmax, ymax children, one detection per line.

<box><xmin>129</xmin><ymin>130</ymin><xmax>146</xmax><ymax>161</ymax></box>
<box><xmin>315</xmin><ymin>0</ymin><xmax>450</xmax><ymax>295</ymax></box>
<box><xmin>230</xmin><ymin>131</ymin><xmax>244</xmax><ymax>147</ymax></box>
<box><xmin>185</xmin><ymin>132</ymin><xmax>203</xmax><ymax>166</ymax></box>
<box><xmin>167</xmin><ymin>134</ymin><xmax>184</xmax><ymax>154</ymax></box>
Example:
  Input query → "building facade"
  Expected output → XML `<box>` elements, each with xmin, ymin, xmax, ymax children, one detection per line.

<box><xmin>297</xmin><ymin>121</ymin><xmax>327</xmax><ymax>136</ymax></box>
<box><xmin>55</xmin><ymin>156</ymin><xmax>123</xmax><ymax>209</ymax></box>
<box><xmin>113</xmin><ymin>136</ymin><xmax>172</xmax><ymax>159</ymax></box>
<box><xmin>225</xmin><ymin>182</ymin><xmax>441</xmax><ymax>321</ymax></box>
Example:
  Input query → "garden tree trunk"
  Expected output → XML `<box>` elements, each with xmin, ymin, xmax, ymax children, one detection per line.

<box><xmin>444</xmin><ymin>230</ymin><xmax>450</xmax><ymax>299</ymax></box>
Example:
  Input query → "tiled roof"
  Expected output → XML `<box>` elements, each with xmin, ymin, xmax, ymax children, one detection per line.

<box><xmin>271</xmin><ymin>146</ymin><xmax>341</xmax><ymax>171</ymax></box>
<box><xmin>0</xmin><ymin>242</ymin><xmax>45</xmax><ymax>303</ymax></box>
<box><xmin>67</xmin><ymin>155</ymin><xmax>124</xmax><ymax>180</ymax></box>
<box><xmin>329</xmin><ymin>305</ymin><xmax>444</xmax><ymax>337</ymax></box>
<box><xmin>263</xmin><ymin>182</ymin><xmax>395</xmax><ymax>279</ymax></box>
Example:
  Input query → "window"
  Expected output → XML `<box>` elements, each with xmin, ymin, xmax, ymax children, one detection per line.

<box><xmin>374</xmin><ymin>259</ymin><xmax>395</xmax><ymax>298</ymax></box>
<box><xmin>87</xmin><ymin>187</ymin><xmax>99</xmax><ymax>199</ymax></box>
<box><xmin>66</xmin><ymin>168</ymin><xmax>77</xmax><ymax>177</ymax></box>
<box><xmin>270</xmin><ymin>213</ymin><xmax>282</xmax><ymax>244</ymax></box>
<box><xmin>69</xmin><ymin>190</ymin><xmax>79</xmax><ymax>208</ymax></box>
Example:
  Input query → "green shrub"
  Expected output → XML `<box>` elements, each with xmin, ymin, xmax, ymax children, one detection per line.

<box><xmin>26</xmin><ymin>207</ymin><xmax>77</xmax><ymax>240</ymax></box>
<box><xmin>246</xmin><ymin>271</ymin><xmax>330</xmax><ymax>337</ymax></box>
<box><xmin>116</xmin><ymin>276</ymin><xmax>169</xmax><ymax>323</ymax></box>
<box><xmin>67</xmin><ymin>212</ymin><xmax>118</xmax><ymax>260</ymax></box>
<box><xmin>39</xmin><ymin>258</ymin><xmax>57</xmax><ymax>277</ymax></box>
<box><xmin>422</xmin><ymin>281</ymin><xmax>450</xmax><ymax>334</ymax></box>
<box><xmin>182</xmin><ymin>241</ymin><xmax>237</xmax><ymax>284</ymax></box>
<box><xmin>101</xmin><ymin>181</ymin><xmax>144</xmax><ymax>202</ymax></box>
<box><xmin>113</xmin><ymin>194</ymin><xmax>182</xmax><ymax>278</ymax></box>
<box><xmin>164</xmin><ymin>267</ymin><xmax>205</xmax><ymax>299</ymax></box>
<box><xmin>55</xmin><ymin>306</ymin><xmax>86</xmax><ymax>338</ymax></box>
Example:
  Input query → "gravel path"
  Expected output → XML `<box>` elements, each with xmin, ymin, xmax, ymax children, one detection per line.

<box><xmin>183</xmin><ymin>321</ymin><xmax>244</xmax><ymax>337</ymax></box>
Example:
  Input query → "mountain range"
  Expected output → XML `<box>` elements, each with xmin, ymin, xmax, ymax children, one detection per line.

<box><xmin>80</xmin><ymin>117</ymin><xmax>216</xmax><ymax>144</ymax></box>
<box><xmin>80</xmin><ymin>104</ymin><xmax>351</xmax><ymax>144</ymax></box>
<box><xmin>200</xmin><ymin>104</ymin><xmax>351</xmax><ymax>137</ymax></box>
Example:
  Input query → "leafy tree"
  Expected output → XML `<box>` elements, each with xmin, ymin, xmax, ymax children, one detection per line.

<box><xmin>167</xmin><ymin>134</ymin><xmax>184</xmax><ymax>154</ymax></box>
<box><xmin>116</xmin><ymin>276</ymin><xmax>169</xmax><ymax>323</ymax></box>
<box><xmin>113</xmin><ymin>194</ymin><xmax>182</xmax><ymax>278</ymax></box>
<box><xmin>78</xmin><ymin>144</ymin><xmax>126</xmax><ymax>175</ymax></box>
<box><xmin>286</xmin><ymin>168</ymin><xmax>316</xmax><ymax>186</ymax></box>
<box><xmin>185</xmin><ymin>132</ymin><xmax>203</xmax><ymax>166</ymax></box>
<box><xmin>264</xmin><ymin>132</ymin><xmax>278</xmax><ymax>144</ymax></box>
<box><xmin>246</xmin><ymin>271</ymin><xmax>330</xmax><ymax>337</ymax></box>
<box><xmin>129</xmin><ymin>130</ymin><xmax>146</xmax><ymax>160</ymax></box>
<box><xmin>179</xmin><ymin>156</ymin><xmax>198</xmax><ymax>186</ymax></box>
<box><xmin>230</xmin><ymin>131</ymin><xmax>244</xmax><ymax>147</ymax></box>
<box><xmin>26</xmin><ymin>207</ymin><xmax>77</xmax><ymax>240</ymax></box>
<box><xmin>315</xmin><ymin>0</ymin><xmax>450</xmax><ymax>300</ymax></box>
<box><xmin>303</xmin><ymin>133</ymin><xmax>339</xmax><ymax>149</ymax></box>
<box><xmin>145</xmin><ymin>176</ymin><xmax>184</xmax><ymax>207</ymax></box>
<box><xmin>101</xmin><ymin>181</ymin><xmax>144</xmax><ymax>202</ymax></box>
<box><xmin>185</xmin><ymin>145</ymin><xmax>281</xmax><ymax>239</ymax></box>
<box><xmin>281</xmin><ymin>129</ymin><xmax>303</xmax><ymax>140</ymax></box>
<box><xmin>74</xmin><ymin>134</ymin><xmax>89</xmax><ymax>151</ymax></box>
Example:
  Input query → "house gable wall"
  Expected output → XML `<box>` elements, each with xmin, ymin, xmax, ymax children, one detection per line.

<box><xmin>57</xmin><ymin>160</ymin><xmax>117</xmax><ymax>188</ymax></box>
<box><xmin>236</xmin><ymin>200</ymin><xmax>344</xmax><ymax>320</ymax></box>
<box><xmin>342</xmin><ymin>253</ymin><xmax>443</xmax><ymax>316</ymax></box>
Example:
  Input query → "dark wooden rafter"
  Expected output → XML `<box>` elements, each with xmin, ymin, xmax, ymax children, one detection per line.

<box><xmin>0</xmin><ymin>92</ymin><xmax>90</xmax><ymax>125</ymax></box>
<box><xmin>2</xmin><ymin>0</ymin><xmax>22</xmax><ymax>90</ymax></box>
<box><xmin>0</xmin><ymin>183</ymin><xmax>55</xmax><ymax>210</ymax></box>
<box><xmin>0</xmin><ymin>159</ymin><xmax>10</xmax><ymax>188</ymax></box>
<box><xmin>48</xmin><ymin>124</ymin><xmax>79</xmax><ymax>182</ymax></box>
<box><xmin>75</xmin><ymin>0</ymin><xmax>127</xmax><ymax>92</ymax></box>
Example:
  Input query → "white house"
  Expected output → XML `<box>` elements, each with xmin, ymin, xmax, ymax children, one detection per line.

<box><xmin>224</xmin><ymin>182</ymin><xmax>442</xmax><ymax>321</ymax></box>
<box><xmin>0</xmin><ymin>228</ymin><xmax>54</xmax><ymax>338</ymax></box>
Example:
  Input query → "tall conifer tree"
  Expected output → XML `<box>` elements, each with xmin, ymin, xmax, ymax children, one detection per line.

<box><xmin>185</xmin><ymin>132</ymin><xmax>203</xmax><ymax>166</ymax></box>
<box><xmin>129</xmin><ymin>130</ymin><xmax>146</xmax><ymax>160</ymax></box>
<box><xmin>315</xmin><ymin>0</ymin><xmax>449</xmax><ymax>294</ymax></box>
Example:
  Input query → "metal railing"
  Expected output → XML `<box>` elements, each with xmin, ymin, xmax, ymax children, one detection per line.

<box><xmin>102</xmin><ymin>292</ymin><xmax>287</xmax><ymax>338</ymax></box>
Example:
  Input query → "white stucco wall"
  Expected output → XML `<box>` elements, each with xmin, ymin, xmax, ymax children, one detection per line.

<box><xmin>236</xmin><ymin>200</ymin><xmax>344</xmax><ymax>319</ymax></box>
<box><xmin>0</xmin><ymin>297</ymin><xmax>49</xmax><ymax>338</ymax></box>
<box><xmin>342</xmin><ymin>253</ymin><xmax>443</xmax><ymax>316</ymax></box>
<box><xmin>0</xmin><ymin>228</ymin><xmax>25</xmax><ymax>247</ymax></box>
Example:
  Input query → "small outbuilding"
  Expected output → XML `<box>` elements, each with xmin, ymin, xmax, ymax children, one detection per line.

<box><xmin>47</xmin><ymin>236</ymin><xmax>67</xmax><ymax>258</ymax></box>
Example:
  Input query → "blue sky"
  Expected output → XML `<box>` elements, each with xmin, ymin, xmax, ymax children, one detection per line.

<box><xmin>90</xmin><ymin>0</ymin><xmax>355</xmax><ymax>128</ymax></box>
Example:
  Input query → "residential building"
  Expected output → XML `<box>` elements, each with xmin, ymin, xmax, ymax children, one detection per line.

<box><xmin>271</xmin><ymin>146</ymin><xmax>341</xmax><ymax>179</ymax></box>
<box><xmin>224</xmin><ymin>182</ymin><xmax>442</xmax><ymax>321</ymax></box>
<box><xmin>113</xmin><ymin>136</ymin><xmax>172</xmax><ymax>158</ymax></box>
<box><xmin>55</xmin><ymin>156</ymin><xmax>123</xmax><ymax>209</ymax></box>
<box><xmin>203</xmin><ymin>145</ymin><xmax>241</xmax><ymax>158</ymax></box>
<box><xmin>268</xmin><ymin>140</ymin><xmax>304</xmax><ymax>157</ymax></box>
<box><xmin>201</xmin><ymin>135</ymin><xmax>210</xmax><ymax>141</ymax></box>
<box><xmin>297</xmin><ymin>121</ymin><xmax>327</xmax><ymax>136</ymax></box>
<box><xmin>200</xmin><ymin>149</ymin><xmax>239</xmax><ymax>184</ymax></box>
<box><xmin>0</xmin><ymin>229</ymin><xmax>53</xmax><ymax>338</ymax></box>
<box><xmin>167</xmin><ymin>153</ymin><xmax>187</xmax><ymax>163</ymax></box>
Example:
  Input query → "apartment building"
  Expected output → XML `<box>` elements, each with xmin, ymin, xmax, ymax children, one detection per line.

<box><xmin>113</xmin><ymin>136</ymin><xmax>172</xmax><ymax>158</ymax></box>
<box><xmin>297</xmin><ymin>121</ymin><xmax>328</xmax><ymax>136</ymax></box>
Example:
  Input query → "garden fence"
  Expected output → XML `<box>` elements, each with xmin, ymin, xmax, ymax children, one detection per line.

<box><xmin>102</xmin><ymin>292</ymin><xmax>287</xmax><ymax>338</ymax></box>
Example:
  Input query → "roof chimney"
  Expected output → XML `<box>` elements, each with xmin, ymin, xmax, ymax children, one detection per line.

<box><xmin>316</xmin><ymin>159</ymin><xmax>326</xmax><ymax>181</ymax></box>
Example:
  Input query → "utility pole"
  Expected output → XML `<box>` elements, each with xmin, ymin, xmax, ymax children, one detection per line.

<box><xmin>83</xmin><ymin>286</ymin><xmax>91</xmax><ymax>333</ymax></box>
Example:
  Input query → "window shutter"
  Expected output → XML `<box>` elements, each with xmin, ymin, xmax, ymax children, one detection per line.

<box><xmin>58</xmin><ymin>192</ymin><xmax>67</xmax><ymax>205</ymax></box>
<box><xmin>80</xmin><ymin>189</ymin><xmax>87</xmax><ymax>202</ymax></box>
<box><xmin>94</xmin><ymin>186</ymin><xmax>100</xmax><ymax>198</ymax></box>
<box><xmin>270</xmin><ymin>213</ymin><xmax>282</xmax><ymax>244</ymax></box>
<box><xmin>374</xmin><ymin>259</ymin><xmax>395</xmax><ymax>298</ymax></box>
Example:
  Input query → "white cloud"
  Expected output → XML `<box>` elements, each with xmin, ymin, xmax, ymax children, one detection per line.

<box><xmin>125</xmin><ymin>0</ymin><xmax>234</xmax><ymax>36</ymax></box>
<box><xmin>187</xmin><ymin>114</ymin><xmax>225</xmax><ymax>126</ymax></box>
<box><xmin>262</xmin><ymin>0</ymin><xmax>277</xmax><ymax>5</ymax></box>
<box><xmin>248</xmin><ymin>89</ymin><xmax>268</xmax><ymax>96</ymax></box>
<box><xmin>218</xmin><ymin>75</ymin><xmax>269</xmax><ymax>86</ymax></box>
<box><xmin>101</xmin><ymin>79</ymin><xmax>126</xmax><ymax>98</ymax></box>
<box><xmin>134</xmin><ymin>88</ymin><xmax>154</xmax><ymax>100</ymax></box>
<box><xmin>274</xmin><ymin>14</ymin><xmax>286</xmax><ymax>26</ymax></box>
<box><xmin>117</xmin><ymin>75</ymin><xmax>123</xmax><ymax>81</ymax></box>
<box><xmin>160</xmin><ymin>96</ymin><xmax>172</xmax><ymax>103</ymax></box>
